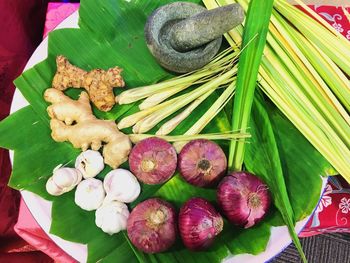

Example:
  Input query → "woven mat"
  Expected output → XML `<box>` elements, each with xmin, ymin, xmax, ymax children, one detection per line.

<box><xmin>272</xmin><ymin>233</ymin><xmax>350</xmax><ymax>263</ymax></box>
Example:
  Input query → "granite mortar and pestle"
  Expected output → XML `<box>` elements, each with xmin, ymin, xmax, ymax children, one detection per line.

<box><xmin>144</xmin><ymin>2</ymin><xmax>244</xmax><ymax>73</ymax></box>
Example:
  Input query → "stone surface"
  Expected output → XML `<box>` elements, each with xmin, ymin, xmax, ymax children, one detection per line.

<box><xmin>144</xmin><ymin>2</ymin><xmax>244</xmax><ymax>73</ymax></box>
<box><xmin>144</xmin><ymin>2</ymin><xmax>222</xmax><ymax>73</ymax></box>
<box><xmin>170</xmin><ymin>3</ymin><xmax>244</xmax><ymax>52</ymax></box>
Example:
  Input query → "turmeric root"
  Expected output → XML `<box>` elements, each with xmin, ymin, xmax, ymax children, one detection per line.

<box><xmin>44</xmin><ymin>88</ymin><xmax>131</xmax><ymax>169</ymax></box>
<box><xmin>52</xmin><ymin>56</ymin><xmax>125</xmax><ymax>112</ymax></box>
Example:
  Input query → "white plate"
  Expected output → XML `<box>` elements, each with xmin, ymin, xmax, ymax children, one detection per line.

<box><xmin>10</xmin><ymin>9</ymin><xmax>327</xmax><ymax>263</ymax></box>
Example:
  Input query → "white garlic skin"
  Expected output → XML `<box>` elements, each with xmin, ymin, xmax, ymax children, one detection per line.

<box><xmin>75</xmin><ymin>178</ymin><xmax>105</xmax><ymax>211</ymax></box>
<box><xmin>95</xmin><ymin>200</ymin><xmax>130</xmax><ymax>235</ymax></box>
<box><xmin>46</xmin><ymin>167</ymin><xmax>82</xmax><ymax>196</ymax></box>
<box><xmin>103</xmin><ymin>169</ymin><xmax>141</xmax><ymax>203</ymax></box>
<box><xmin>75</xmin><ymin>150</ymin><xmax>104</xmax><ymax>179</ymax></box>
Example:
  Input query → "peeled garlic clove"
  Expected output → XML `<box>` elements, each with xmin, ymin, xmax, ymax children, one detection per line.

<box><xmin>54</xmin><ymin>167</ymin><xmax>82</xmax><ymax>187</ymax></box>
<box><xmin>75</xmin><ymin>178</ymin><xmax>105</xmax><ymax>211</ymax></box>
<box><xmin>95</xmin><ymin>200</ymin><xmax>130</xmax><ymax>235</ymax></box>
<box><xmin>46</xmin><ymin>177</ymin><xmax>63</xmax><ymax>196</ymax></box>
<box><xmin>75</xmin><ymin>150</ymin><xmax>104</xmax><ymax>179</ymax></box>
<box><xmin>46</xmin><ymin>167</ymin><xmax>83</xmax><ymax>196</ymax></box>
<box><xmin>103</xmin><ymin>169</ymin><xmax>141</xmax><ymax>203</ymax></box>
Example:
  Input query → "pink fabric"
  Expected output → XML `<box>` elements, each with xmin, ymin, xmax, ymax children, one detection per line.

<box><xmin>43</xmin><ymin>3</ymin><xmax>80</xmax><ymax>38</ymax></box>
<box><xmin>15</xmin><ymin>5</ymin><xmax>80</xmax><ymax>262</ymax></box>
<box><xmin>14</xmin><ymin>200</ymin><xmax>76</xmax><ymax>262</ymax></box>
<box><xmin>13</xmin><ymin>2</ymin><xmax>350</xmax><ymax>261</ymax></box>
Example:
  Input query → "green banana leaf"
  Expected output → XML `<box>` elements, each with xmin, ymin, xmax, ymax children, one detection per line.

<box><xmin>0</xmin><ymin>0</ymin><xmax>330</xmax><ymax>262</ymax></box>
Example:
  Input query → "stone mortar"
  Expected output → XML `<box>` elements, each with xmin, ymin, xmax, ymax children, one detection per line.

<box><xmin>144</xmin><ymin>2</ymin><xmax>222</xmax><ymax>73</ymax></box>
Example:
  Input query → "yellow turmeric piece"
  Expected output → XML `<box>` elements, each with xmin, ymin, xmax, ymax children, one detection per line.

<box><xmin>52</xmin><ymin>56</ymin><xmax>125</xmax><ymax>112</ymax></box>
<box><xmin>44</xmin><ymin>88</ymin><xmax>131</xmax><ymax>169</ymax></box>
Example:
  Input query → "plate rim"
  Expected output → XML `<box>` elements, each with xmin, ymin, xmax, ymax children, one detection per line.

<box><xmin>9</xmin><ymin>6</ymin><xmax>327</xmax><ymax>263</ymax></box>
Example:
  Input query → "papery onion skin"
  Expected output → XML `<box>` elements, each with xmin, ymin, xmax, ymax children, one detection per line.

<box><xmin>127</xmin><ymin>198</ymin><xmax>177</xmax><ymax>253</ymax></box>
<box><xmin>178</xmin><ymin>197</ymin><xmax>223</xmax><ymax>251</ymax></box>
<box><xmin>178</xmin><ymin>139</ymin><xmax>227</xmax><ymax>187</ymax></box>
<box><xmin>129</xmin><ymin>137</ymin><xmax>177</xmax><ymax>184</ymax></box>
<box><xmin>217</xmin><ymin>172</ymin><xmax>271</xmax><ymax>228</ymax></box>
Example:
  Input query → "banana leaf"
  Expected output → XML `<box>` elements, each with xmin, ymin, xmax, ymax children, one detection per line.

<box><xmin>0</xmin><ymin>0</ymin><xmax>330</xmax><ymax>262</ymax></box>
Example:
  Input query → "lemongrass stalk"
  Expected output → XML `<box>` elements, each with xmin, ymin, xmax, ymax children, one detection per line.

<box><xmin>118</xmin><ymin>48</ymin><xmax>238</xmax><ymax>105</ymax></box>
<box><xmin>265</xmin><ymin>4</ymin><xmax>349</xmax><ymax>116</ymax></box>
<box><xmin>128</xmin><ymin>88</ymin><xmax>213</xmax><ymax>132</ymax></box>
<box><xmin>259</xmin><ymin>63</ymin><xmax>350</xmax><ymax>177</ymax></box>
<box><xmin>139</xmin><ymin>84</ymin><xmax>191</xmax><ymax>110</ymax></box>
<box><xmin>138</xmin><ymin>62</ymin><xmax>235</xmax><ymax>110</ymax></box>
<box><xmin>308</xmin><ymin>41</ymin><xmax>350</xmax><ymax>112</ymax></box>
<box><xmin>266</xmin><ymin>17</ymin><xmax>350</xmax><ymax>145</ymax></box>
<box><xmin>117</xmin><ymin>71</ymin><xmax>211</xmax><ymax>104</ymax></box>
<box><xmin>264</xmin><ymin>50</ymin><xmax>350</xmax><ymax>161</ymax></box>
<box><xmin>129</xmin><ymin>131</ymin><xmax>250</xmax><ymax>144</ymax></box>
<box><xmin>173</xmin><ymin>80</ymin><xmax>236</xmax><ymax>150</ymax></box>
<box><xmin>133</xmin><ymin>76</ymin><xmax>235</xmax><ymax>134</ymax></box>
<box><xmin>156</xmin><ymin>89</ymin><xmax>214</xmax><ymax>135</ymax></box>
<box><xmin>308</xmin><ymin>40</ymin><xmax>350</xmax><ymax>112</ymax></box>
<box><xmin>227</xmin><ymin>2</ymin><xmax>348</xmax><ymax>144</ymax></box>
<box><xmin>269</xmin><ymin>15</ymin><xmax>350</xmax><ymax>146</ymax></box>
<box><xmin>258</xmin><ymin>74</ymin><xmax>340</xmax><ymax>173</ymax></box>
<box><xmin>132</xmin><ymin>119</ymin><xmax>142</xmax><ymax>134</ymax></box>
<box><xmin>187</xmin><ymin>81</ymin><xmax>236</xmax><ymax>134</ymax></box>
<box><xmin>118</xmin><ymin>96</ymin><xmax>179</xmax><ymax>129</ymax></box>
<box><xmin>133</xmin><ymin>69</ymin><xmax>236</xmax><ymax>133</ymax></box>
<box><xmin>273</xmin><ymin>13</ymin><xmax>350</xmax><ymax>117</ymax></box>
<box><xmin>119</xmin><ymin>54</ymin><xmax>238</xmax><ymax>129</ymax></box>
<box><xmin>274</xmin><ymin>0</ymin><xmax>350</xmax><ymax>75</ymax></box>
<box><xmin>260</xmin><ymin>58</ymin><xmax>350</xmax><ymax>179</ymax></box>
<box><xmin>261</xmin><ymin>52</ymin><xmax>350</xmax><ymax>173</ymax></box>
<box><xmin>221</xmin><ymin>1</ymin><xmax>350</xmax><ymax>177</ymax></box>
<box><xmin>209</xmin><ymin>46</ymin><xmax>240</xmax><ymax>65</ymax></box>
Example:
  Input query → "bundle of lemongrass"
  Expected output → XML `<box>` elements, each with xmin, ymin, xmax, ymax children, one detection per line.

<box><xmin>118</xmin><ymin>0</ymin><xmax>350</xmax><ymax>182</ymax></box>
<box><xmin>117</xmin><ymin>47</ymin><xmax>243</xmax><ymax>150</ymax></box>
<box><xmin>202</xmin><ymin>0</ymin><xmax>350</xmax><ymax>182</ymax></box>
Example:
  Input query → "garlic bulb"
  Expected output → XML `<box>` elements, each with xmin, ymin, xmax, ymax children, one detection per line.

<box><xmin>75</xmin><ymin>178</ymin><xmax>105</xmax><ymax>211</ymax></box>
<box><xmin>75</xmin><ymin>150</ymin><xmax>104</xmax><ymax>179</ymax></box>
<box><xmin>46</xmin><ymin>166</ymin><xmax>82</xmax><ymax>196</ymax></box>
<box><xmin>103</xmin><ymin>169</ymin><xmax>141</xmax><ymax>203</ymax></box>
<box><xmin>95</xmin><ymin>199</ymin><xmax>130</xmax><ymax>235</ymax></box>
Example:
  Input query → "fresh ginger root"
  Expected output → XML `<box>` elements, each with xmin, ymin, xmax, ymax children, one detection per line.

<box><xmin>44</xmin><ymin>88</ymin><xmax>131</xmax><ymax>169</ymax></box>
<box><xmin>52</xmin><ymin>56</ymin><xmax>125</xmax><ymax>112</ymax></box>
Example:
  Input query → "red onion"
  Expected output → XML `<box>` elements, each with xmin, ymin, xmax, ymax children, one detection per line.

<box><xmin>129</xmin><ymin>137</ymin><xmax>177</xmax><ymax>184</ymax></box>
<box><xmin>217</xmin><ymin>172</ymin><xmax>271</xmax><ymax>228</ymax></box>
<box><xmin>178</xmin><ymin>197</ymin><xmax>223</xmax><ymax>250</ymax></box>
<box><xmin>178</xmin><ymin>139</ymin><xmax>227</xmax><ymax>187</ymax></box>
<box><xmin>127</xmin><ymin>198</ymin><xmax>176</xmax><ymax>253</ymax></box>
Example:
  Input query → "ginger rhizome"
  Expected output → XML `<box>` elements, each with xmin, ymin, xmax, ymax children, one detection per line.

<box><xmin>44</xmin><ymin>88</ymin><xmax>131</xmax><ymax>169</ymax></box>
<box><xmin>52</xmin><ymin>56</ymin><xmax>125</xmax><ymax>112</ymax></box>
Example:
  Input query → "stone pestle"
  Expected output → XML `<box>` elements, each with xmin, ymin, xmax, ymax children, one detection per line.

<box><xmin>170</xmin><ymin>4</ymin><xmax>244</xmax><ymax>52</ymax></box>
<box><xmin>144</xmin><ymin>2</ymin><xmax>244</xmax><ymax>73</ymax></box>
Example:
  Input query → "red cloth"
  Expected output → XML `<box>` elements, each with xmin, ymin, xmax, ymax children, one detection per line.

<box><xmin>300</xmin><ymin>175</ymin><xmax>350</xmax><ymax>237</ymax></box>
<box><xmin>0</xmin><ymin>2</ymin><xmax>349</xmax><ymax>262</ymax></box>
<box><xmin>0</xmin><ymin>0</ymin><xmax>53</xmax><ymax>262</ymax></box>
